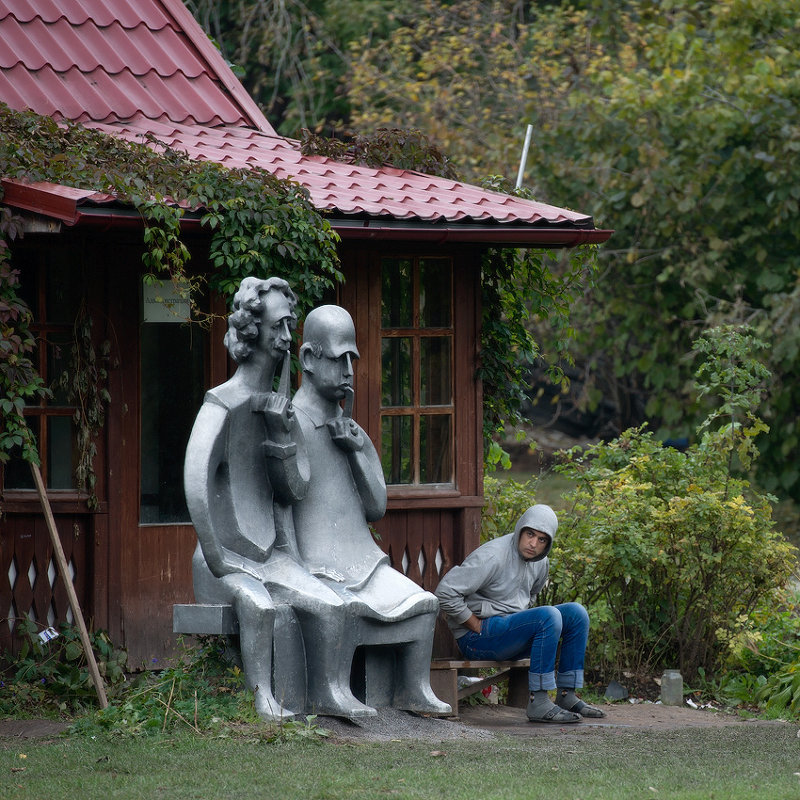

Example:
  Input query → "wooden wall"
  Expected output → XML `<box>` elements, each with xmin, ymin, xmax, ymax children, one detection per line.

<box><xmin>2</xmin><ymin>232</ymin><xmax>485</xmax><ymax>665</ymax></box>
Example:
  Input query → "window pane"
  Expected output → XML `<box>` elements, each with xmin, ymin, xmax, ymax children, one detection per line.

<box><xmin>2</xmin><ymin>418</ymin><xmax>39</xmax><ymax>490</ymax></box>
<box><xmin>16</xmin><ymin>258</ymin><xmax>37</xmax><ymax>313</ymax></box>
<box><xmin>419</xmin><ymin>258</ymin><xmax>451</xmax><ymax>327</ymax></box>
<box><xmin>47</xmin><ymin>416</ymin><xmax>77</xmax><ymax>490</ymax></box>
<box><xmin>381</xmin><ymin>337</ymin><xmax>412</xmax><ymax>407</ymax></box>
<box><xmin>381</xmin><ymin>415</ymin><xmax>412</xmax><ymax>484</ymax></box>
<box><xmin>47</xmin><ymin>333</ymin><xmax>73</xmax><ymax>406</ymax></box>
<box><xmin>420</xmin><ymin>336</ymin><xmax>451</xmax><ymax>406</ymax></box>
<box><xmin>140</xmin><ymin>323</ymin><xmax>206</xmax><ymax>523</ymax></box>
<box><xmin>420</xmin><ymin>414</ymin><xmax>452</xmax><ymax>484</ymax></box>
<box><xmin>381</xmin><ymin>258</ymin><xmax>412</xmax><ymax>327</ymax></box>
<box><xmin>45</xmin><ymin>258</ymin><xmax>82</xmax><ymax>324</ymax></box>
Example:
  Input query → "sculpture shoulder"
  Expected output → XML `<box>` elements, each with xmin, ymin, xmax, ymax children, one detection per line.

<box><xmin>205</xmin><ymin>381</ymin><xmax>250</xmax><ymax>412</ymax></box>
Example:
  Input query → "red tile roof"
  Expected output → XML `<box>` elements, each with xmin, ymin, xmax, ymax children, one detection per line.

<box><xmin>0</xmin><ymin>0</ymin><xmax>611</xmax><ymax>243</ymax></box>
<box><xmin>0</xmin><ymin>0</ymin><xmax>272</xmax><ymax>129</ymax></box>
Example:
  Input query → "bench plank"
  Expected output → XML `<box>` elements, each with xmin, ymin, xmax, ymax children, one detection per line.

<box><xmin>173</xmin><ymin>603</ymin><xmax>238</xmax><ymax>635</ymax></box>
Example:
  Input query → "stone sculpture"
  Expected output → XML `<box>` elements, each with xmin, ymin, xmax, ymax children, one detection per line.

<box><xmin>183</xmin><ymin>281</ymin><xmax>449</xmax><ymax>720</ymax></box>
<box><xmin>291</xmin><ymin>305</ymin><xmax>450</xmax><ymax>716</ymax></box>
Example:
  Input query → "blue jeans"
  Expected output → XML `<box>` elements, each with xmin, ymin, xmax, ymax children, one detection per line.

<box><xmin>457</xmin><ymin>603</ymin><xmax>589</xmax><ymax>691</ymax></box>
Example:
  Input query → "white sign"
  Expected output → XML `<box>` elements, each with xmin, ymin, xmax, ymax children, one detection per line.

<box><xmin>142</xmin><ymin>278</ymin><xmax>192</xmax><ymax>323</ymax></box>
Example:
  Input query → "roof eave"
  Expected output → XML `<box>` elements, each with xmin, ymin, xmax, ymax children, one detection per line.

<box><xmin>330</xmin><ymin>219</ymin><xmax>613</xmax><ymax>247</ymax></box>
<box><xmin>2</xmin><ymin>180</ymin><xmax>612</xmax><ymax>247</ymax></box>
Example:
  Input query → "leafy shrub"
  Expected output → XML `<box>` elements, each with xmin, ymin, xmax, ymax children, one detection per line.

<box><xmin>1</xmin><ymin>618</ymin><xmax>127</xmax><ymax>715</ymax></box>
<box><xmin>68</xmin><ymin>636</ymin><xmax>330</xmax><ymax>740</ymax></box>
<box><xmin>540</xmin><ymin>326</ymin><xmax>797</xmax><ymax>680</ymax></box>
<box><xmin>482</xmin><ymin>474</ymin><xmax>542</xmax><ymax>543</ymax></box>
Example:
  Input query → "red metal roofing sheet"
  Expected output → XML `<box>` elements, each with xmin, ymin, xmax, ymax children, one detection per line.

<box><xmin>0</xmin><ymin>15</ymin><xmax>204</xmax><ymax>76</ymax></box>
<box><xmin>89</xmin><ymin>118</ymin><xmax>595</xmax><ymax>227</ymax></box>
<box><xmin>0</xmin><ymin>0</ymin><xmax>257</xmax><ymax>127</ymax></box>
<box><xmin>2</xmin><ymin>0</ymin><xmax>175</xmax><ymax>29</ymax></box>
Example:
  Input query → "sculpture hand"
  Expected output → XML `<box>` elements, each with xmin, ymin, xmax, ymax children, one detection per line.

<box><xmin>263</xmin><ymin>391</ymin><xmax>294</xmax><ymax>434</ymax></box>
<box><xmin>327</xmin><ymin>417</ymin><xmax>364</xmax><ymax>452</ymax></box>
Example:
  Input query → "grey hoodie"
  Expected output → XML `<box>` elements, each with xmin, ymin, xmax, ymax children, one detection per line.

<box><xmin>435</xmin><ymin>504</ymin><xmax>557</xmax><ymax>640</ymax></box>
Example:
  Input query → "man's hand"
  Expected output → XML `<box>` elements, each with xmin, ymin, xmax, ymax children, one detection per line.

<box><xmin>464</xmin><ymin>614</ymin><xmax>483</xmax><ymax>634</ymax></box>
<box><xmin>327</xmin><ymin>417</ymin><xmax>364</xmax><ymax>452</ymax></box>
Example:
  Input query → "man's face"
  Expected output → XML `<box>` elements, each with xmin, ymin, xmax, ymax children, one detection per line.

<box><xmin>259</xmin><ymin>290</ymin><xmax>294</xmax><ymax>358</ymax></box>
<box><xmin>308</xmin><ymin>350</ymin><xmax>356</xmax><ymax>402</ymax></box>
<box><xmin>518</xmin><ymin>528</ymin><xmax>550</xmax><ymax>560</ymax></box>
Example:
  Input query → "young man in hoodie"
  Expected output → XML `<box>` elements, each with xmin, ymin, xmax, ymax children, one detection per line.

<box><xmin>435</xmin><ymin>504</ymin><xmax>605</xmax><ymax>723</ymax></box>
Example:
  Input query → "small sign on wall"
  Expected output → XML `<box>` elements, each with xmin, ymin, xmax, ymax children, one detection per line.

<box><xmin>142</xmin><ymin>277</ymin><xmax>191</xmax><ymax>323</ymax></box>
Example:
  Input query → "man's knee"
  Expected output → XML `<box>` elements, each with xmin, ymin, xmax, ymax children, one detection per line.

<box><xmin>530</xmin><ymin>605</ymin><xmax>563</xmax><ymax>634</ymax></box>
<box><xmin>558</xmin><ymin>602</ymin><xmax>589</xmax><ymax>633</ymax></box>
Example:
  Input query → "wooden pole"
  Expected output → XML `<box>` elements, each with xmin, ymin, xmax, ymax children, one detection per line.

<box><xmin>29</xmin><ymin>461</ymin><xmax>109</xmax><ymax>709</ymax></box>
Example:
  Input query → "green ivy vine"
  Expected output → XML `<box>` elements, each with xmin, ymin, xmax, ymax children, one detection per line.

<box><xmin>0</xmin><ymin>103</ymin><xmax>342</xmax><ymax>491</ymax></box>
<box><xmin>0</xmin><ymin>208</ymin><xmax>49</xmax><ymax>468</ymax></box>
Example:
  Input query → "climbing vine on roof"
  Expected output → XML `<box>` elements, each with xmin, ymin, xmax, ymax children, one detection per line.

<box><xmin>0</xmin><ymin>103</ymin><xmax>342</xmax><ymax>480</ymax></box>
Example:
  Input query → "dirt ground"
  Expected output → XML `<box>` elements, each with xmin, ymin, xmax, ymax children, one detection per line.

<box><xmin>1</xmin><ymin>700</ymin><xmax>793</xmax><ymax>744</ymax></box>
<box><xmin>455</xmin><ymin>699</ymin><xmax>793</xmax><ymax>737</ymax></box>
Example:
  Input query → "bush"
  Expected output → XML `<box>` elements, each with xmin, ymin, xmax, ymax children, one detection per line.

<box><xmin>539</xmin><ymin>326</ymin><xmax>797</xmax><ymax>680</ymax></box>
<box><xmin>1</xmin><ymin>618</ymin><xmax>127</xmax><ymax>715</ymax></box>
<box><xmin>482</xmin><ymin>474</ymin><xmax>542</xmax><ymax>543</ymax></box>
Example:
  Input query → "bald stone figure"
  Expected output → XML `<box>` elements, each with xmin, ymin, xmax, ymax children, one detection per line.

<box><xmin>291</xmin><ymin>304</ymin><xmax>449</xmax><ymax>715</ymax></box>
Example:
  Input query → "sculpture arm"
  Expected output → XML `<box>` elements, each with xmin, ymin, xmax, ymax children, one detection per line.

<box><xmin>253</xmin><ymin>391</ymin><xmax>310</xmax><ymax>505</ymax></box>
<box><xmin>184</xmin><ymin>399</ymin><xmax>266</xmax><ymax>580</ymax></box>
<box><xmin>327</xmin><ymin>418</ymin><xmax>387</xmax><ymax>521</ymax></box>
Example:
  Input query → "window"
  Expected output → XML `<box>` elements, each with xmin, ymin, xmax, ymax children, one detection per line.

<box><xmin>380</xmin><ymin>256</ymin><xmax>453</xmax><ymax>486</ymax></box>
<box><xmin>2</xmin><ymin>250</ymin><xmax>82</xmax><ymax>492</ymax></box>
<box><xmin>139</xmin><ymin>281</ymin><xmax>206</xmax><ymax>523</ymax></box>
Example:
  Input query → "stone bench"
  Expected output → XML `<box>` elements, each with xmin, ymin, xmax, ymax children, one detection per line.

<box><xmin>429</xmin><ymin>658</ymin><xmax>530</xmax><ymax>715</ymax></box>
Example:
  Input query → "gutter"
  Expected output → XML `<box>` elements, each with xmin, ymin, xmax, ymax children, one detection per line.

<box><xmin>331</xmin><ymin>222</ymin><xmax>613</xmax><ymax>247</ymax></box>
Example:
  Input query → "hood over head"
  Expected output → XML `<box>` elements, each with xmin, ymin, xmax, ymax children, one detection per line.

<box><xmin>513</xmin><ymin>504</ymin><xmax>558</xmax><ymax>561</ymax></box>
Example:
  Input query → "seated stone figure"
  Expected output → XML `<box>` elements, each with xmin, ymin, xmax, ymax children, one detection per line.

<box><xmin>291</xmin><ymin>305</ymin><xmax>450</xmax><ymax>715</ymax></box>
<box><xmin>185</xmin><ymin>277</ymin><xmax>372</xmax><ymax>720</ymax></box>
<box><xmin>184</xmin><ymin>281</ymin><xmax>449</xmax><ymax>719</ymax></box>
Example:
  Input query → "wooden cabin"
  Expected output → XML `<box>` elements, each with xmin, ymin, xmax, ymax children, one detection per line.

<box><xmin>0</xmin><ymin>0</ymin><xmax>610</xmax><ymax>666</ymax></box>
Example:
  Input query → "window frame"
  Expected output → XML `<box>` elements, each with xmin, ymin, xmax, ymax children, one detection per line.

<box><xmin>0</xmin><ymin>248</ymin><xmax>85</xmax><ymax>496</ymax></box>
<box><xmin>378</xmin><ymin>255</ymin><xmax>455</xmax><ymax>491</ymax></box>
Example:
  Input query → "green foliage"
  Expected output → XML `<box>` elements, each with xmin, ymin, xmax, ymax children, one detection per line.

<box><xmin>187</xmin><ymin>0</ymin><xmax>413</xmax><ymax>136</ymax></box>
<box><xmin>301</xmin><ymin>127</ymin><xmax>458</xmax><ymax>179</ymax></box>
<box><xmin>342</xmin><ymin>0</ymin><xmax>800</xmax><ymax>501</ymax></box>
<box><xmin>543</xmin><ymin>326</ymin><xmax>796</xmax><ymax>679</ymax></box>
<box><xmin>0</xmin><ymin>210</ymin><xmax>49</xmax><ymax>466</ymax></box>
<box><xmin>482</xmin><ymin>474</ymin><xmax>542</xmax><ymax>542</ymax></box>
<box><xmin>69</xmin><ymin>636</ymin><xmax>330</xmax><ymax>741</ymax></box>
<box><xmin>525</xmin><ymin>0</ymin><xmax>800</xmax><ymax>499</ymax></box>
<box><xmin>714</xmin><ymin>586</ymin><xmax>800</xmax><ymax>717</ymax></box>
<box><xmin>1</xmin><ymin>619</ymin><xmax>127</xmax><ymax>715</ymax></box>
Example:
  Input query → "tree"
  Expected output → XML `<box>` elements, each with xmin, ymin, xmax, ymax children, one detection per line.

<box><xmin>345</xmin><ymin>0</ymin><xmax>800</xmax><ymax>500</ymax></box>
<box><xmin>185</xmin><ymin>0</ymin><xmax>412</xmax><ymax>135</ymax></box>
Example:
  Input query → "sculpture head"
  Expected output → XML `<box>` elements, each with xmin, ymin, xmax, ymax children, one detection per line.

<box><xmin>300</xmin><ymin>305</ymin><xmax>360</xmax><ymax>402</ymax></box>
<box><xmin>223</xmin><ymin>276</ymin><xmax>298</xmax><ymax>363</ymax></box>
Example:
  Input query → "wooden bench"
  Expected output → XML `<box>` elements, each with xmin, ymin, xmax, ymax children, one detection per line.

<box><xmin>429</xmin><ymin>658</ymin><xmax>530</xmax><ymax>715</ymax></box>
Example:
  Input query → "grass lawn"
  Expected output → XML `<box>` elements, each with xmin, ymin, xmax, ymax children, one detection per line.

<box><xmin>2</xmin><ymin>723</ymin><xmax>798</xmax><ymax>800</ymax></box>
